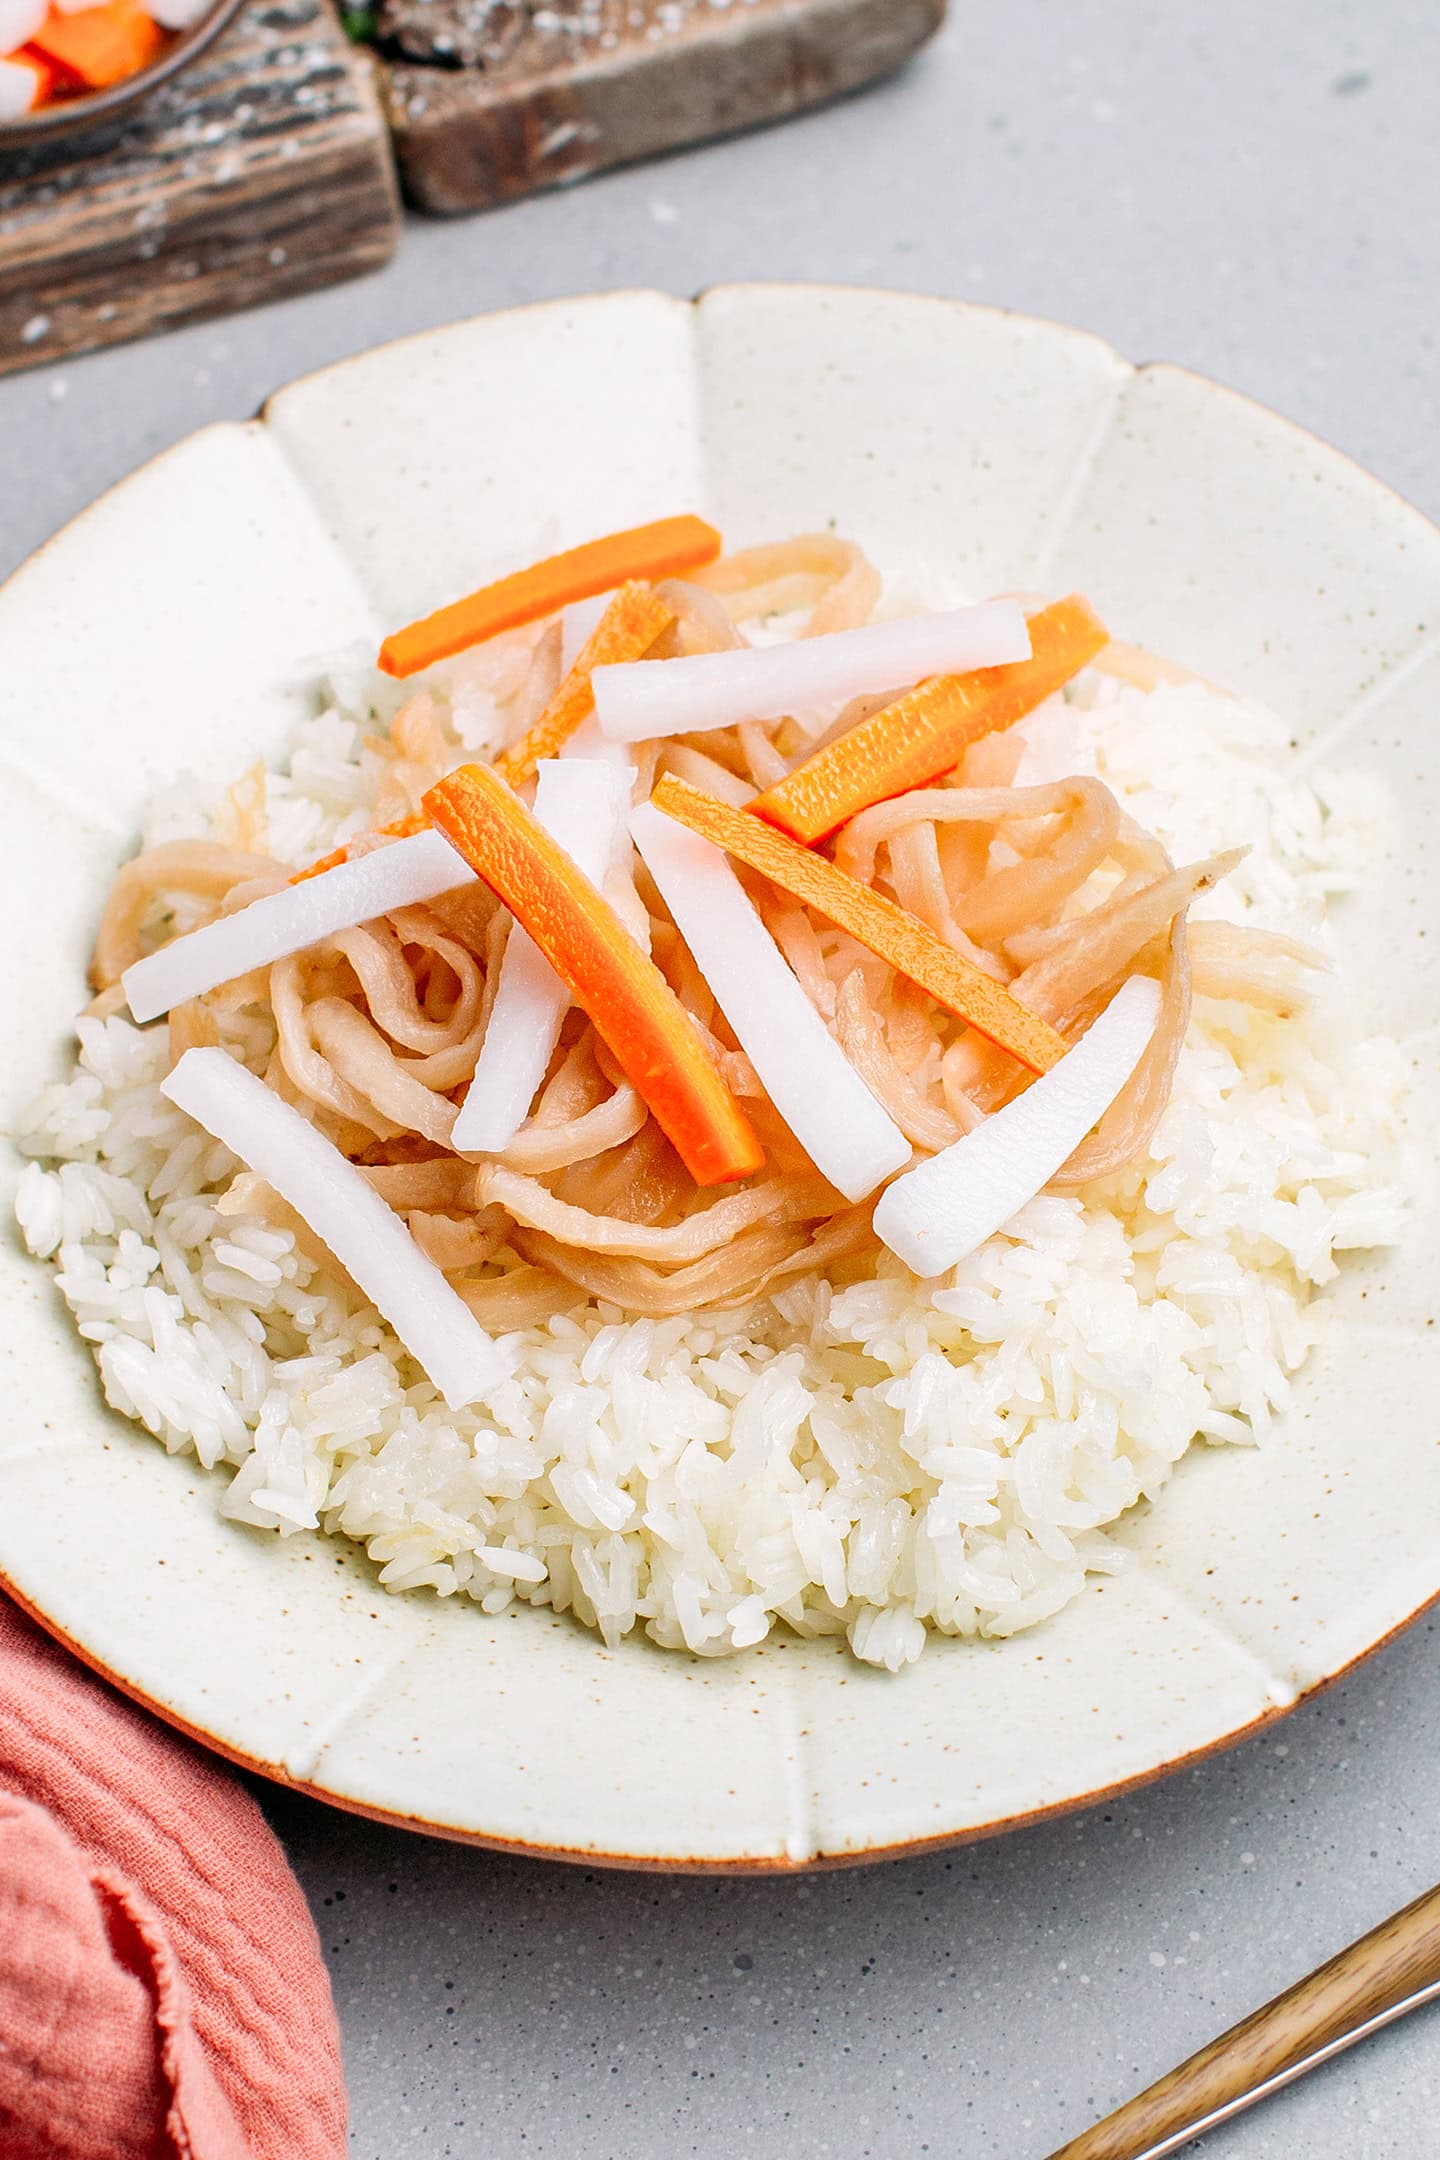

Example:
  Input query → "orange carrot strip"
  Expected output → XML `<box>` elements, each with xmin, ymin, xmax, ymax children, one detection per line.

<box><xmin>749</xmin><ymin>595</ymin><xmax>1109</xmax><ymax>844</ymax></box>
<box><xmin>423</xmin><ymin>763</ymin><xmax>764</xmax><ymax>1186</ymax></box>
<box><xmin>32</xmin><ymin>1</ymin><xmax>164</xmax><ymax>88</ymax></box>
<box><xmin>289</xmin><ymin>811</ymin><xmax>430</xmax><ymax>886</ymax></box>
<box><xmin>379</xmin><ymin>516</ymin><xmax>722</xmax><ymax>680</ymax></box>
<box><xmin>294</xmin><ymin>583</ymin><xmax>674</xmax><ymax>881</ymax></box>
<box><xmin>651</xmin><ymin>774</ymin><xmax>1068</xmax><ymax>1077</ymax></box>
<box><xmin>495</xmin><ymin>581</ymin><xmax>675</xmax><ymax>788</ymax></box>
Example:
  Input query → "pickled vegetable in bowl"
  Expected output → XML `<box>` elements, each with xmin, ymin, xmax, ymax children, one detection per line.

<box><xmin>0</xmin><ymin>0</ymin><xmax>214</xmax><ymax>117</ymax></box>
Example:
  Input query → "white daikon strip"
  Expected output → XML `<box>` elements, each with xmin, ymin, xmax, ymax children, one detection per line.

<box><xmin>142</xmin><ymin>0</ymin><xmax>211</xmax><ymax>24</ymax></box>
<box><xmin>591</xmin><ymin>602</ymin><xmax>1031</xmax><ymax>743</ymax></box>
<box><xmin>560</xmin><ymin>591</ymin><xmax>610</xmax><ymax>671</ymax></box>
<box><xmin>633</xmin><ymin>800</ymin><xmax>910</xmax><ymax>1203</ymax></box>
<box><xmin>873</xmin><ymin>976</ymin><xmax>1162</xmax><ymax>1276</ymax></box>
<box><xmin>0</xmin><ymin>52</ymin><xmax>42</xmax><ymax>110</ymax></box>
<box><xmin>452</xmin><ymin>759</ymin><xmax>632</xmax><ymax>1154</ymax></box>
<box><xmin>123</xmin><ymin>828</ymin><xmax>474</xmax><ymax>1024</ymax></box>
<box><xmin>562</xmin><ymin>709</ymin><xmax>634</xmax><ymax>770</ymax></box>
<box><xmin>0</xmin><ymin>0</ymin><xmax>44</xmax><ymax>53</ymax></box>
<box><xmin>559</xmin><ymin>724</ymin><xmax>649</xmax><ymax>943</ymax></box>
<box><xmin>162</xmin><ymin>1049</ymin><xmax>504</xmax><ymax>1409</ymax></box>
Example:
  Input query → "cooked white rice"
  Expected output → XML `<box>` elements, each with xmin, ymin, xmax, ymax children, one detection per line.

<box><xmin>12</xmin><ymin>655</ymin><xmax>1407</xmax><ymax>1670</ymax></box>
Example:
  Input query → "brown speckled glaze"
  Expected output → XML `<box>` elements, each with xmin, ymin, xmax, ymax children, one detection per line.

<box><xmin>1</xmin><ymin>288</ymin><xmax>1437</xmax><ymax>1870</ymax></box>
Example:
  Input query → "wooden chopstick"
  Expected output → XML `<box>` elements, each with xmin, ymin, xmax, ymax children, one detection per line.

<box><xmin>1045</xmin><ymin>1879</ymin><xmax>1440</xmax><ymax>2159</ymax></box>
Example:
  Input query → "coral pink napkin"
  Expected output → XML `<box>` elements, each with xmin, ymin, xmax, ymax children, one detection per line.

<box><xmin>0</xmin><ymin>1594</ymin><xmax>346</xmax><ymax>2159</ymax></box>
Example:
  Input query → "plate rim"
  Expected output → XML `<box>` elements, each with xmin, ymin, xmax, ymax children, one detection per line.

<box><xmin>8</xmin><ymin>282</ymin><xmax>1436</xmax><ymax>632</ymax></box>
<box><xmin>2</xmin><ymin>1562</ymin><xmax>1432</xmax><ymax>1872</ymax></box>
<box><xmin>5</xmin><ymin>281</ymin><xmax>1438</xmax><ymax>1871</ymax></box>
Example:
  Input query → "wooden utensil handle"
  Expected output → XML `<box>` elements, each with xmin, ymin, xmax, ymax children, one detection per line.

<box><xmin>1046</xmin><ymin>1879</ymin><xmax>1440</xmax><ymax>2160</ymax></box>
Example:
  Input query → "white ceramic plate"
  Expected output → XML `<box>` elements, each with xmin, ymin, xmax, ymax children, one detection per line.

<box><xmin>2</xmin><ymin>287</ymin><xmax>1438</xmax><ymax>1870</ymax></box>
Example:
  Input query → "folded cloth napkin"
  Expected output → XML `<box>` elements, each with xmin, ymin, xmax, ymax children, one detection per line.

<box><xmin>0</xmin><ymin>1594</ymin><xmax>346</xmax><ymax>2160</ymax></box>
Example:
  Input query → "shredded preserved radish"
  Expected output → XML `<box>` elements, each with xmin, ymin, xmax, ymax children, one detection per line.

<box><xmin>1051</xmin><ymin>920</ymin><xmax>1190</xmax><ymax>1187</ymax></box>
<box><xmin>515</xmin><ymin>1209</ymin><xmax>874</xmax><ymax>1318</ymax></box>
<box><xmin>692</xmin><ymin>533</ymin><xmax>880</xmax><ymax>633</ymax></box>
<box><xmin>1186</xmin><ymin>918</ymin><xmax>1327</xmax><ymax>1013</ymax></box>
<box><xmin>476</xmin><ymin>1164</ymin><xmax>835</xmax><ymax>1262</ymax></box>
<box><xmin>1010</xmin><ymin>852</ymin><xmax>1242</xmax><ymax>1030</ymax></box>
<box><xmin>832</xmin><ymin>973</ymin><xmax>963</xmax><ymax>1154</ymax></box>
<box><xmin>162</xmin><ymin>1048</ymin><xmax>504</xmax><ymax>1408</ymax></box>
<box><xmin>93</xmin><ymin>841</ymin><xmax>279</xmax><ymax>991</ymax></box>
<box><xmin>836</xmin><ymin>778</ymin><xmax>1122</xmax><ymax>945</ymax></box>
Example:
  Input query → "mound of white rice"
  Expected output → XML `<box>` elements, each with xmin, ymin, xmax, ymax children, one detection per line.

<box><xmin>11</xmin><ymin>662</ymin><xmax>1407</xmax><ymax>1670</ymax></box>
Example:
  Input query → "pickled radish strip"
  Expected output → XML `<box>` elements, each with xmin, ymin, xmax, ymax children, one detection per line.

<box><xmin>0</xmin><ymin>46</ymin><xmax>48</xmax><ymax>108</ymax></box>
<box><xmin>0</xmin><ymin>0</ymin><xmax>44</xmax><ymax>54</ymax></box>
<box><xmin>873</xmin><ymin>977</ymin><xmax>1162</xmax><ymax>1276</ymax></box>
<box><xmin>591</xmin><ymin>603</ymin><xmax>1030</xmax><ymax>744</ymax></box>
<box><xmin>454</xmin><ymin>759</ymin><xmax>633</xmax><ymax>1154</ymax></box>
<box><xmin>124</xmin><ymin>829</ymin><xmax>474</xmax><ymax>1023</ymax></box>
<box><xmin>145</xmin><ymin>0</ymin><xmax>209</xmax><ymax>25</ymax></box>
<box><xmin>630</xmin><ymin>802</ymin><xmax>909</xmax><ymax>1203</ymax></box>
<box><xmin>162</xmin><ymin>1048</ymin><xmax>504</xmax><ymax>1408</ymax></box>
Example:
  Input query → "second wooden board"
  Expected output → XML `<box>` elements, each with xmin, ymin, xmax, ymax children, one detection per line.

<box><xmin>378</xmin><ymin>0</ymin><xmax>947</xmax><ymax>216</ymax></box>
<box><xmin>0</xmin><ymin>0</ymin><xmax>401</xmax><ymax>378</ymax></box>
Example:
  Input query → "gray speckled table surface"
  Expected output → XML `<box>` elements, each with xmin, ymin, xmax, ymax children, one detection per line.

<box><xmin>5</xmin><ymin>2</ymin><xmax>1440</xmax><ymax>2153</ymax></box>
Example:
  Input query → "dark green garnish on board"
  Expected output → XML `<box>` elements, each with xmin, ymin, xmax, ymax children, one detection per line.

<box><xmin>340</xmin><ymin>5</ymin><xmax>376</xmax><ymax>41</ymax></box>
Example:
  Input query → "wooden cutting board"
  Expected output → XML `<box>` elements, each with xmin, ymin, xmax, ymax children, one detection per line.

<box><xmin>380</xmin><ymin>0</ymin><xmax>947</xmax><ymax>215</ymax></box>
<box><xmin>0</xmin><ymin>0</ymin><xmax>401</xmax><ymax>378</ymax></box>
<box><xmin>0</xmin><ymin>0</ymin><xmax>943</xmax><ymax>375</ymax></box>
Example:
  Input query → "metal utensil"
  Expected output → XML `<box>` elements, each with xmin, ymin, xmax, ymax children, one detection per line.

<box><xmin>1045</xmin><ymin>1879</ymin><xmax>1440</xmax><ymax>2159</ymax></box>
